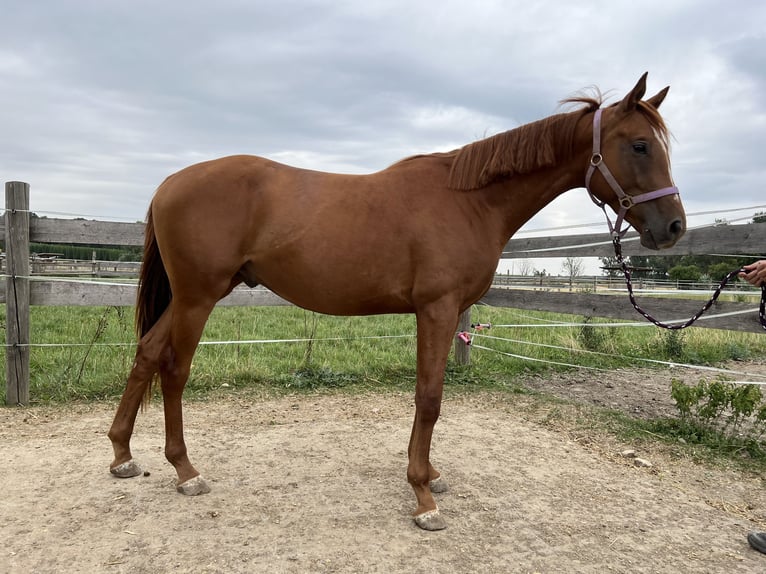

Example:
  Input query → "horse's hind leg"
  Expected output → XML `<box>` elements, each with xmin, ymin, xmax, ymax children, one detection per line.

<box><xmin>108</xmin><ymin>308</ymin><xmax>173</xmax><ymax>477</ymax></box>
<box><xmin>159</xmin><ymin>299</ymin><xmax>217</xmax><ymax>495</ymax></box>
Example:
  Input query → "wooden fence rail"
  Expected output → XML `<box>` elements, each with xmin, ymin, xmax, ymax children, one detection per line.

<box><xmin>4</xmin><ymin>181</ymin><xmax>766</xmax><ymax>403</ymax></box>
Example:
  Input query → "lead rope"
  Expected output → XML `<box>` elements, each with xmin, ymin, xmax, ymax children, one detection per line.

<box><xmin>613</xmin><ymin>235</ymin><xmax>766</xmax><ymax>330</ymax></box>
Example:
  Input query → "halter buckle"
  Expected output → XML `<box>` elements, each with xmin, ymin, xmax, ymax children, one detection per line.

<box><xmin>619</xmin><ymin>196</ymin><xmax>634</xmax><ymax>209</ymax></box>
<box><xmin>590</xmin><ymin>153</ymin><xmax>603</xmax><ymax>166</ymax></box>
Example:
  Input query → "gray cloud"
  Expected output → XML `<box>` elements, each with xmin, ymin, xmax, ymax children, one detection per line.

<box><xmin>1</xmin><ymin>0</ymin><xmax>764</xmax><ymax>233</ymax></box>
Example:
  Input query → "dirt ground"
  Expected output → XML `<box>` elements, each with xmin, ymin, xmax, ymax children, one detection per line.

<box><xmin>3</xmin><ymin>364</ymin><xmax>766</xmax><ymax>574</ymax></box>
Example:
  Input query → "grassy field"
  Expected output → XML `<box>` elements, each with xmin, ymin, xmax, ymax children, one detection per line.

<box><xmin>3</xmin><ymin>303</ymin><xmax>766</xmax><ymax>403</ymax></box>
<box><xmin>4</xmin><ymin>304</ymin><xmax>766</xmax><ymax>471</ymax></box>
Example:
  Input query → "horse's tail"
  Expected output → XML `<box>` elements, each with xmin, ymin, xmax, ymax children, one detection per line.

<box><xmin>135</xmin><ymin>204</ymin><xmax>171</xmax><ymax>339</ymax></box>
<box><xmin>135</xmin><ymin>205</ymin><xmax>171</xmax><ymax>408</ymax></box>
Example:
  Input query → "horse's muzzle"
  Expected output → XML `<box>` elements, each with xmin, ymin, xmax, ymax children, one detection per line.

<box><xmin>641</xmin><ymin>217</ymin><xmax>685</xmax><ymax>250</ymax></box>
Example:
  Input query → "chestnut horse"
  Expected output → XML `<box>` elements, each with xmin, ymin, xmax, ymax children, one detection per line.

<box><xmin>108</xmin><ymin>73</ymin><xmax>686</xmax><ymax>530</ymax></box>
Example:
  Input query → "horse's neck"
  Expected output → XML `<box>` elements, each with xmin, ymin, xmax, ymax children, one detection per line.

<box><xmin>487</xmin><ymin>162</ymin><xmax>586</xmax><ymax>242</ymax></box>
<box><xmin>472</xmin><ymin>110</ymin><xmax>593</xmax><ymax>243</ymax></box>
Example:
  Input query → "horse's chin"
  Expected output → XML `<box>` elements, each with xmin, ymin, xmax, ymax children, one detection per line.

<box><xmin>639</xmin><ymin>230</ymin><xmax>679</xmax><ymax>251</ymax></box>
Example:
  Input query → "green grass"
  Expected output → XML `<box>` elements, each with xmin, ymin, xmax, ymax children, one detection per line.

<box><xmin>539</xmin><ymin>400</ymin><xmax>766</xmax><ymax>474</ymax></box>
<box><xmin>4</xmin><ymin>304</ymin><xmax>766</xmax><ymax>472</ymax></box>
<box><xmin>3</xmin><ymin>304</ymin><xmax>765</xmax><ymax>404</ymax></box>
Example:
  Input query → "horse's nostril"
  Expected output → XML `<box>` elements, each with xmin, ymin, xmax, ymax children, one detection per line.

<box><xmin>669</xmin><ymin>219</ymin><xmax>684</xmax><ymax>236</ymax></box>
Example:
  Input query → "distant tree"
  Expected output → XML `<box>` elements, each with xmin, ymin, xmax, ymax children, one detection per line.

<box><xmin>707</xmin><ymin>262</ymin><xmax>734</xmax><ymax>282</ymax></box>
<box><xmin>669</xmin><ymin>264</ymin><xmax>702</xmax><ymax>283</ymax></box>
<box><xmin>629</xmin><ymin>255</ymin><xmax>680</xmax><ymax>279</ymax></box>
<box><xmin>708</xmin><ymin>262</ymin><xmax>739</xmax><ymax>282</ymax></box>
<box><xmin>599</xmin><ymin>256</ymin><xmax>622</xmax><ymax>278</ymax></box>
<box><xmin>562</xmin><ymin>257</ymin><xmax>584</xmax><ymax>291</ymax></box>
<box><xmin>626</xmin><ymin>214</ymin><xmax>765</xmax><ymax>281</ymax></box>
<box><xmin>516</xmin><ymin>259</ymin><xmax>535</xmax><ymax>276</ymax></box>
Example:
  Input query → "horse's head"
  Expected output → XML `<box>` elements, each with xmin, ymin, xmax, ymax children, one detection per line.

<box><xmin>585</xmin><ymin>73</ymin><xmax>686</xmax><ymax>250</ymax></box>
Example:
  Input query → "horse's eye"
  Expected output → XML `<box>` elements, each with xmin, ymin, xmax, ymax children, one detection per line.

<box><xmin>632</xmin><ymin>142</ymin><xmax>648</xmax><ymax>155</ymax></box>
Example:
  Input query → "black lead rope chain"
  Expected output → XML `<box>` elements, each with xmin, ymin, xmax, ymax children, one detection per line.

<box><xmin>612</xmin><ymin>236</ymin><xmax>766</xmax><ymax>331</ymax></box>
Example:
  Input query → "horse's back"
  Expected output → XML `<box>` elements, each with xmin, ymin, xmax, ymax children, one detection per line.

<box><xmin>148</xmin><ymin>153</ymin><xmax>496</xmax><ymax>315</ymax></box>
<box><xmin>150</xmin><ymin>155</ymin><xmax>407</xmax><ymax>311</ymax></box>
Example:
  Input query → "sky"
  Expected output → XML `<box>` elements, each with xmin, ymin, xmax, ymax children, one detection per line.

<box><xmin>1</xmin><ymin>0</ymin><xmax>765</xmax><ymax>273</ymax></box>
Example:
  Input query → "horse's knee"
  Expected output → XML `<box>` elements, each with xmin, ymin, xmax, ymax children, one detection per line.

<box><xmin>415</xmin><ymin>393</ymin><xmax>442</xmax><ymax>425</ymax></box>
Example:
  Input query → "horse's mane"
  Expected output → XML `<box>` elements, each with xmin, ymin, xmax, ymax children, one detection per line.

<box><xmin>446</xmin><ymin>93</ymin><xmax>669</xmax><ymax>191</ymax></box>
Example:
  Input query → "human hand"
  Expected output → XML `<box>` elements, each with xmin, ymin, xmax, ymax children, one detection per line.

<box><xmin>739</xmin><ymin>260</ymin><xmax>766</xmax><ymax>286</ymax></box>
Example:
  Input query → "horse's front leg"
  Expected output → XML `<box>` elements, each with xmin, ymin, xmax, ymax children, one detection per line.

<box><xmin>407</xmin><ymin>301</ymin><xmax>460</xmax><ymax>531</ymax></box>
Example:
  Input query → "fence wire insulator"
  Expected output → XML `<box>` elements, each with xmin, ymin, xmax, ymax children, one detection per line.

<box><xmin>456</xmin><ymin>331</ymin><xmax>472</xmax><ymax>346</ymax></box>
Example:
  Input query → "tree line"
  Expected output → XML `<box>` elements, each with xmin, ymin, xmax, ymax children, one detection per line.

<box><xmin>28</xmin><ymin>242</ymin><xmax>143</xmax><ymax>261</ymax></box>
<box><xmin>0</xmin><ymin>213</ymin><xmax>145</xmax><ymax>262</ymax></box>
<box><xmin>600</xmin><ymin>212</ymin><xmax>766</xmax><ymax>281</ymax></box>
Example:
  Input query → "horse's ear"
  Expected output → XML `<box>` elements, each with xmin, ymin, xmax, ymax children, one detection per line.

<box><xmin>617</xmin><ymin>72</ymin><xmax>649</xmax><ymax>113</ymax></box>
<box><xmin>646</xmin><ymin>86</ymin><xmax>670</xmax><ymax>110</ymax></box>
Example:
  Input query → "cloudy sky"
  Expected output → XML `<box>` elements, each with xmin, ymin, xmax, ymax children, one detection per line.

<box><xmin>2</xmin><ymin>0</ymin><xmax>764</xmax><ymax>256</ymax></box>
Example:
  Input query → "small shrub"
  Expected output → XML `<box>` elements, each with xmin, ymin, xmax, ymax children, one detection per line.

<box><xmin>578</xmin><ymin>317</ymin><xmax>606</xmax><ymax>352</ymax></box>
<box><xmin>670</xmin><ymin>377</ymin><xmax>765</xmax><ymax>438</ymax></box>
<box><xmin>662</xmin><ymin>330</ymin><xmax>685</xmax><ymax>360</ymax></box>
<box><xmin>725</xmin><ymin>341</ymin><xmax>750</xmax><ymax>361</ymax></box>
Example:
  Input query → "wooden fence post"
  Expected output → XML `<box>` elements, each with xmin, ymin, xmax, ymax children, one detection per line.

<box><xmin>454</xmin><ymin>307</ymin><xmax>472</xmax><ymax>366</ymax></box>
<box><xmin>5</xmin><ymin>182</ymin><xmax>30</xmax><ymax>405</ymax></box>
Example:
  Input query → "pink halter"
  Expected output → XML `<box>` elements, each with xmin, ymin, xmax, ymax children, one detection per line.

<box><xmin>585</xmin><ymin>108</ymin><xmax>679</xmax><ymax>237</ymax></box>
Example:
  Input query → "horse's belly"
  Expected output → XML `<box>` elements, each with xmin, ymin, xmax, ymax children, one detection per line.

<box><xmin>263</xmin><ymin>277</ymin><xmax>414</xmax><ymax>316</ymax></box>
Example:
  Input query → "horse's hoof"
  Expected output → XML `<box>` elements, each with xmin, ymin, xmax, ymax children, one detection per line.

<box><xmin>176</xmin><ymin>475</ymin><xmax>211</xmax><ymax>496</ymax></box>
<box><xmin>110</xmin><ymin>459</ymin><xmax>143</xmax><ymax>478</ymax></box>
<box><xmin>414</xmin><ymin>509</ymin><xmax>447</xmax><ymax>531</ymax></box>
<box><xmin>429</xmin><ymin>476</ymin><xmax>449</xmax><ymax>494</ymax></box>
